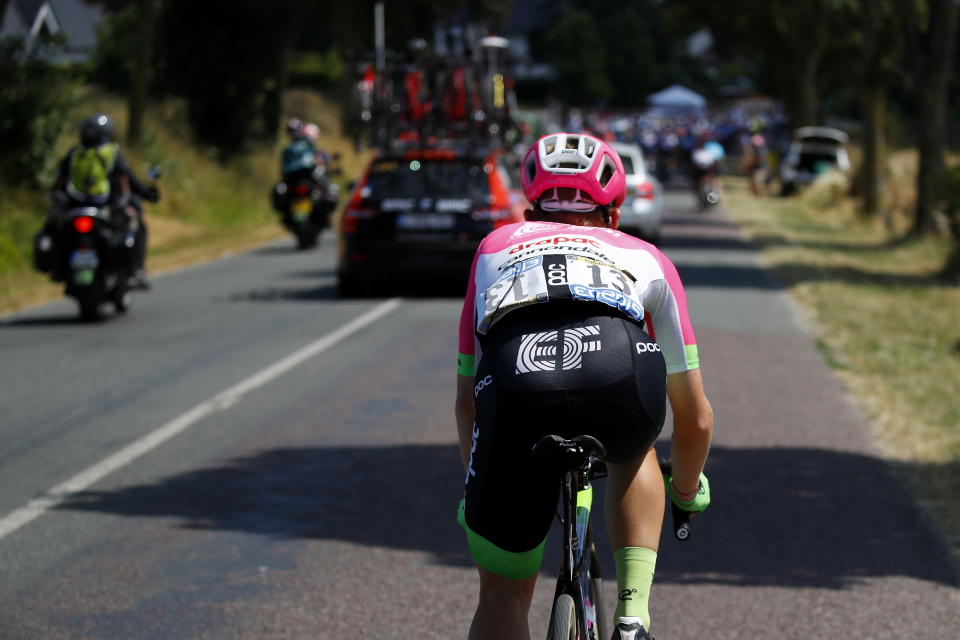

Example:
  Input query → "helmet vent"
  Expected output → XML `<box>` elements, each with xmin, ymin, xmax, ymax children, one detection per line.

<box><xmin>598</xmin><ymin>156</ymin><xmax>615</xmax><ymax>188</ymax></box>
<box><xmin>544</xmin><ymin>136</ymin><xmax>558</xmax><ymax>155</ymax></box>
<box><xmin>525</xmin><ymin>155</ymin><xmax>538</xmax><ymax>183</ymax></box>
<box><xmin>585</xmin><ymin>141</ymin><xmax>596</xmax><ymax>157</ymax></box>
<box><xmin>557</xmin><ymin>162</ymin><xmax>580</xmax><ymax>169</ymax></box>
<box><xmin>565</xmin><ymin>136</ymin><xmax>579</xmax><ymax>150</ymax></box>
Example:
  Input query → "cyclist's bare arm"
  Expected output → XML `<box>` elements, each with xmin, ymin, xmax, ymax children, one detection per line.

<box><xmin>455</xmin><ymin>373</ymin><xmax>476</xmax><ymax>471</ymax></box>
<box><xmin>666</xmin><ymin>369</ymin><xmax>713</xmax><ymax>496</ymax></box>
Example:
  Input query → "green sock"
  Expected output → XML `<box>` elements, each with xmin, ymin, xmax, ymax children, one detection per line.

<box><xmin>613</xmin><ymin>546</ymin><xmax>657</xmax><ymax>630</ymax></box>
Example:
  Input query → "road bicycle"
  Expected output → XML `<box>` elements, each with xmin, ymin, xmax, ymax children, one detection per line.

<box><xmin>532</xmin><ymin>435</ymin><xmax>691</xmax><ymax>640</ymax></box>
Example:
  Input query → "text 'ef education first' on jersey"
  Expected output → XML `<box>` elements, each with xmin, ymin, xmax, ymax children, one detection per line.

<box><xmin>457</xmin><ymin>221</ymin><xmax>700</xmax><ymax>376</ymax></box>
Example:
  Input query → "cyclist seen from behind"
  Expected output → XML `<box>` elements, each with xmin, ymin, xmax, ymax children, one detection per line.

<box><xmin>455</xmin><ymin>133</ymin><xmax>714</xmax><ymax>640</ymax></box>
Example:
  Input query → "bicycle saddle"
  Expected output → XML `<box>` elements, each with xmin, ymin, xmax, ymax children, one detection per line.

<box><xmin>532</xmin><ymin>434</ymin><xmax>606</xmax><ymax>465</ymax></box>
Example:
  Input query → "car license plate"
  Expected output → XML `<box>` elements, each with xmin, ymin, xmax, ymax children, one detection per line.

<box><xmin>70</xmin><ymin>249</ymin><xmax>99</xmax><ymax>270</ymax></box>
<box><xmin>396</xmin><ymin>213</ymin><xmax>455</xmax><ymax>230</ymax></box>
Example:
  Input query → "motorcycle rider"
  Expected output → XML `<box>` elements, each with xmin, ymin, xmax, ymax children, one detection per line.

<box><xmin>274</xmin><ymin>119</ymin><xmax>338</xmax><ymax>232</ymax></box>
<box><xmin>44</xmin><ymin>113</ymin><xmax>158</xmax><ymax>288</ymax></box>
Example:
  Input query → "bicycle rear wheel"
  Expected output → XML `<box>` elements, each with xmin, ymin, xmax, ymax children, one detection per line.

<box><xmin>550</xmin><ymin>594</ymin><xmax>577</xmax><ymax>640</ymax></box>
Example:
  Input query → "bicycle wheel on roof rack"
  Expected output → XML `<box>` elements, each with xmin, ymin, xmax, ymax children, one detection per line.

<box><xmin>549</xmin><ymin>594</ymin><xmax>577</xmax><ymax>640</ymax></box>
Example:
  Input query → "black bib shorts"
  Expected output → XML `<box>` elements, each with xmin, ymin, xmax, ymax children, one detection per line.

<box><xmin>460</xmin><ymin>305</ymin><xmax>667</xmax><ymax>578</ymax></box>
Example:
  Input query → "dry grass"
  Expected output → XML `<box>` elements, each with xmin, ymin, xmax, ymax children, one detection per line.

<box><xmin>724</xmin><ymin>169</ymin><xmax>960</xmax><ymax>562</ymax></box>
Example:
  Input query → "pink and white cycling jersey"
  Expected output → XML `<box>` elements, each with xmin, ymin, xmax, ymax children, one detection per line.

<box><xmin>457</xmin><ymin>221</ymin><xmax>699</xmax><ymax>376</ymax></box>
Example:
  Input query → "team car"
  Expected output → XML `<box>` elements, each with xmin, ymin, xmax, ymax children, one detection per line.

<box><xmin>337</xmin><ymin>147</ymin><xmax>525</xmax><ymax>296</ymax></box>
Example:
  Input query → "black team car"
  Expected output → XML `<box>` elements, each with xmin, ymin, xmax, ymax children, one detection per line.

<box><xmin>337</xmin><ymin>147</ymin><xmax>524</xmax><ymax>296</ymax></box>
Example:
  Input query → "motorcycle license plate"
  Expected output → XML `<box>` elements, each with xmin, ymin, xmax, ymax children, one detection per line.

<box><xmin>292</xmin><ymin>198</ymin><xmax>313</xmax><ymax>220</ymax></box>
<box><xmin>70</xmin><ymin>249</ymin><xmax>99</xmax><ymax>270</ymax></box>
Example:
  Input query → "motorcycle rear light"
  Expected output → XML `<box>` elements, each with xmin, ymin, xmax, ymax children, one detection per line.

<box><xmin>294</xmin><ymin>184</ymin><xmax>311</xmax><ymax>196</ymax></box>
<box><xmin>635</xmin><ymin>182</ymin><xmax>654</xmax><ymax>199</ymax></box>
<box><xmin>73</xmin><ymin>216</ymin><xmax>95</xmax><ymax>233</ymax></box>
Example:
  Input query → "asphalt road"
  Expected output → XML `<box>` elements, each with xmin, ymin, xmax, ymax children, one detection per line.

<box><xmin>1</xmin><ymin>190</ymin><xmax>958</xmax><ymax>639</ymax></box>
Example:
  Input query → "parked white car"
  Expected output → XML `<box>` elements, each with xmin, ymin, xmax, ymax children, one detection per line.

<box><xmin>611</xmin><ymin>142</ymin><xmax>664</xmax><ymax>245</ymax></box>
<box><xmin>779</xmin><ymin>126</ymin><xmax>851</xmax><ymax>195</ymax></box>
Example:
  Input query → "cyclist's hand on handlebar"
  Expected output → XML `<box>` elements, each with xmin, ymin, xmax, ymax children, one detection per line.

<box><xmin>664</xmin><ymin>472</ymin><xmax>711</xmax><ymax>514</ymax></box>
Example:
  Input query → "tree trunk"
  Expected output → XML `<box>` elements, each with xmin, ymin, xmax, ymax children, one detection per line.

<box><xmin>261</xmin><ymin>46</ymin><xmax>288</xmax><ymax>144</ymax></box>
<box><xmin>942</xmin><ymin>225</ymin><xmax>960</xmax><ymax>282</ymax></box>
<box><xmin>795</xmin><ymin>46</ymin><xmax>823</xmax><ymax>127</ymax></box>
<box><xmin>860</xmin><ymin>80</ymin><xmax>885</xmax><ymax>216</ymax></box>
<box><xmin>127</xmin><ymin>0</ymin><xmax>156</xmax><ymax>152</ymax></box>
<box><xmin>895</xmin><ymin>0</ymin><xmax>958</xmax><ymax>237</ymax></box>
<box><xmin>912</xmin><ymin>84</ymin><xmax>948</xmax><ymax>235</ymax></box>
<box><xmin>0</xmin><ymin>0</ymin><xmax>11</xmax><ymax>31</ymax></box>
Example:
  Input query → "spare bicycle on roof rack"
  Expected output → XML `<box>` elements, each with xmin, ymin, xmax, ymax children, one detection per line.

<box><xmin>344</xmin><ymin>20</ymin><xmax>522</xmax><ymax>157</ymax></box>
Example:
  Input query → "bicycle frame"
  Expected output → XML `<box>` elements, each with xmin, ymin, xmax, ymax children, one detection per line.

<box><xmin>547</xmin><ymin>462</ymin><xmax>606</xmax><ymax>640</ymax></box>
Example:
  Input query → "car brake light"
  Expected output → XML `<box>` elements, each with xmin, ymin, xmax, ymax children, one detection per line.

<box><xmin>294</xmin><ymin>184</ymin><xmax>311</xmax><ymax>196</ymax></box>
<box><xmin>341</xmin><ymin>208</ymin><xmax>378</xmax><ymax>234</ymax></box>
<box><xmin>635</xmin><ymin>182</ymin><xmax>654</xmax><ymax>199</ymax></box>
<box><xmin>73</xmin><ymin>216</ymin><xmax>95</xmax><ymax>233</ymax></box>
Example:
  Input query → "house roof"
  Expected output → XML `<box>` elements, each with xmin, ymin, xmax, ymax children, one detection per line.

<box><xmin>48</xmin><ymin>0</ymin><xmax>101</xmax><ymax>51</ymax></box>
<box><xmin>0</xmin><ymin>0</ymin><xmax>101</xmax><ymax>58</ymax></box>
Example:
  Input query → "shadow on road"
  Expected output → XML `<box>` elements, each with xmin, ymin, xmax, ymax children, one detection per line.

<box><xmin>59</xmin><ymin>443</ymin><xmax>958</xmax><ymax>589</ymax></box>
<box><xmin>672</xmin><ymin>264</ymin><xmax>785</xmax><ymax>291</ymax></box>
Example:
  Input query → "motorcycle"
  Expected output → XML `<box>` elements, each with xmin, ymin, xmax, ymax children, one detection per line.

<box><xmin>34</xmin><ymin>203</ymin><xmax>135</xmax><ymax>321</ymax></box>
<box><xmin>271</xmin><ymin>162</ymin><xmax>341</xmax><ymax>250</ymax></box>
<box><xmin>33</xmin><ymin>167</ymin><xmax>160</xmax><ymax>321</ymax></box>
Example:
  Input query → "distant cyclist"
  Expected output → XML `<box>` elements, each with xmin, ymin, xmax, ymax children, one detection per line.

<box><xmin>455</xmin><ymin>133</ymin><xmax>714</xmax><ymax>640</ymax></box>
<box><xmin>690</xmin><ymin>133</ymin><xmax>725</xmax><ymax>208</ymax></box>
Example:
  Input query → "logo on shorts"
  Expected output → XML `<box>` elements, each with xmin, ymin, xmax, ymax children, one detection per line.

<box><xmin>515</xmin><ymin>326</ymin><xmax>602</xmax><ymax>374</ymax></box>
<box><xmin>474</xmin><ymin>375</ymin><xmax>494</xmax><ymax>398</ymax></box>
<box><xmin>466</xmin><ymin>424</ymin><xmax>480</xmax><ymax>480</ymax></box>
<box><xmin>635</xmin><ymin>342</ymin><xmax>661</xmax><ymax>354</ymax></box>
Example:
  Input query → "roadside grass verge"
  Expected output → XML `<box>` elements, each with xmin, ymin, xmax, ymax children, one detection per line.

<box><xmin>724</xmin><ymin>176</ymin><xmax>960</xmax><ymax>562</ymax></box>
<box><xmin>0</xmin><ymin>88</ymin><xmax>366</xmax><ymax>315</ymax></box>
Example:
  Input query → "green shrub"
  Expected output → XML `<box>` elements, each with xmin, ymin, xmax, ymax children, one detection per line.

<box><xmin>0</xmin><ymin>36</ymin><xmax>81</xmax><ymax>187</ymax></box>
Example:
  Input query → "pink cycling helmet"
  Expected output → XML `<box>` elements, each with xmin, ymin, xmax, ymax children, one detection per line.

<box><xmin>521</xmin><ymin>132</ymin><xmax>626</xmax><ymax>208</ymax></box>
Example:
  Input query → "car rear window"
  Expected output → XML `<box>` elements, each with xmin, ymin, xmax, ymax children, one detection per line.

<box><xmin>798</xmin><ymin>151</ymin><xmax>840</xmax><ymax>172</ymax></box>
<box><xmin>366</xmin><ymin>158</ymin><xmax>489</xmax><ymax>199</ymax></box>
<box><xmin>619</xmin><ymin>154</ymin><xmax>635</xmax><ymax>174</ymax></box>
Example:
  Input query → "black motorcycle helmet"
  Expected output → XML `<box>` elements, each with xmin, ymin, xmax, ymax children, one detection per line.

<box><xmin>79</xmin><ymin>113</ymin><xmax>115</xmax><ymax>147</ymax></box>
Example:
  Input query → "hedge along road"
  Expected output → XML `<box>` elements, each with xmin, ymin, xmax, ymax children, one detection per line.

<box><xmin>0</xmin><ymin>191</ymin><xmax>957</xmax><ymax>639</ymax></box>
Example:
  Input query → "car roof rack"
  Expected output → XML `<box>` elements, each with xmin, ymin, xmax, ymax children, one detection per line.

<box><xmin>343</xmin><ymin>18</ymin><xmax>520</xmax><ymax>157</ymax></box>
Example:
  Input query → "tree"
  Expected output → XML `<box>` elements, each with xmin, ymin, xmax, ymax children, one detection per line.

<box><xmin>601</xmin><ymin>6</ymin><xmax>661</xmax><ymax>107</ymax></box>
<box><xmin>543</xmin><ymin>11</ymin><xmax>612</xmax><ymax>106</ymax></box>
<box><xmin>0</xmin><ymin>35</ymin><xmax>79</xmax><ymax>186</ymax></box>
<box><xmin>84</xmin><ymin>0</ymin><xmax>159</xmax><ymax>151</ymax></box>
<box><xmin>156</xmin><ymin>0</ymin><xmax>304</xmax><ymax>156</ymax></box>
<box><xmin>662</xmin><ymin>0</ymin><xmax>848</xmax><ymax>127</ymax></box>
<box><xmin>832</xmin><ymin>0</ymin><xmax>902</xmax><ymax>217</ymax></box>
<box><xmin>126</xmin><ymin>0</ymin><xmax>157</xmax><ymax>151</ymax></box>
<box><xmin>893</xmin><ymin>0</ymin><xmax>959</xmax><ymax>236</ymax></box>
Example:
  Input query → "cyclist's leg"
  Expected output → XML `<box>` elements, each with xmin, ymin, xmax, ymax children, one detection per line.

<box><xmin>605</xmin><ymin>447</ymin><xmax>664</xmax><ymax>632</ymax></box>
<box><xmin>461</xmin><ymin>317</ymin><xmax>564</xmax><ymax>640</ymax></box>
<box><xmin>590</xmin><ymin>323</ymin><xmax>666</xmax><ymax>634</ymax></box>
<box><xmin>605</xmin><ymin>448</ymin><xmax>665</xmax><ymax>549</ymax></box>
<box><xmin>470</xmin><ymin>569</ymin><xmax>538</xmax><ymax>640</ymax></box>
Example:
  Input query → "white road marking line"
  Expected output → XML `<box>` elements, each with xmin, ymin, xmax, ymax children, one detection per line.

<box><xmin>0</xmin><ymin>297</ymin><xmax>403</xmax><ymax>540</ymax></box>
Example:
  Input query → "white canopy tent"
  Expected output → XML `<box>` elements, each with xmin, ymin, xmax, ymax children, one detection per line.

<box><xmin>647</xmin><ymin>85</ymin><xmax>707</xmax><ymax>111</ymax></box>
